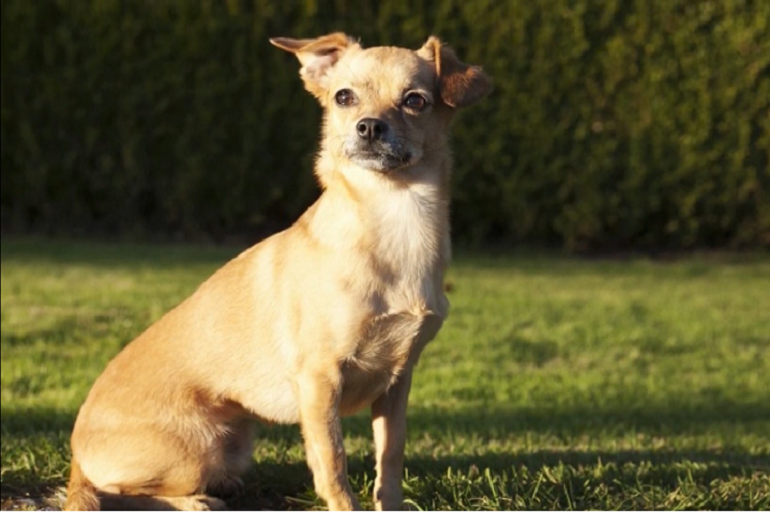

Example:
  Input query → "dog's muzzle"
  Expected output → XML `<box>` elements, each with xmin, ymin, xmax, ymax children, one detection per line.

<box><xmin>346</xmin><ymin>119</ymin><xmax>412</xmax><ymax>172</ymax></box>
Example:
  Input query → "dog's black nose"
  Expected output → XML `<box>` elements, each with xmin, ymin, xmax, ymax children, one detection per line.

<box><xmin>356</xmin><ymin>118</ymin><xmax>388</xmax><ymax>142</ymax></box>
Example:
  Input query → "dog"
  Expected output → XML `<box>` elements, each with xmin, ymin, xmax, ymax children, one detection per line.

<box><xmin>64</xmin><ymin>33</ymin><xmax>491</xmax><ymax>511</ymax></box>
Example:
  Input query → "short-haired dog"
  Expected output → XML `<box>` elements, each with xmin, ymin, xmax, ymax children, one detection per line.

<box><xmin>65</xmin><ymin>33</ymin><xmax>491</xmax><ymax>511</ymax></box>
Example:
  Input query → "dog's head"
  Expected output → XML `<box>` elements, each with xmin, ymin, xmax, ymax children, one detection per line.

<box><xmin>270</xmin><ymin>33</ymin><xmax>492</xmax><ymax>175</ymax></box>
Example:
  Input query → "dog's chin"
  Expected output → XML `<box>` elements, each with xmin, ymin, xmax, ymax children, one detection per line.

<box><xmin>349</xmin><ymin>152</ymin><xmax>415</xmax><ymax>173</ymax></box>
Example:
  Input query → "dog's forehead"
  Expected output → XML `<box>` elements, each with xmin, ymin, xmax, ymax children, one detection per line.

<box><xmin>334</xmin><ymin>46</ymin><xmax>434</xmax><ymax>93</ymax></box>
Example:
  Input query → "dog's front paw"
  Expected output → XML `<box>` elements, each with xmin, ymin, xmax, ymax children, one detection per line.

<box><xmin>374</xmin><ymin>484</ymin><xmax>404</xmax><ymax>511</ymax></box>
<box><xmin>325</xmin><ymin>493</ymin><xmax>362</xmax><ymax>511</ymax></box>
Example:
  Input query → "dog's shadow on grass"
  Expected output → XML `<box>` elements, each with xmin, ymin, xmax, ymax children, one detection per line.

<box><xmin>2</xmin><ymin>403</ymin><xmax>768</xmax><ymax>510</ymax></box>
<box><xmin>233</xmin><ymin>401</ymin><xmax>770</xmax><ymax>510</ymax></box>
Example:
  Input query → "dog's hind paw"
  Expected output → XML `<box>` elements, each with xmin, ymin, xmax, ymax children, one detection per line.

<box><xmin>186</xmin><ymin>495</ymin><xmax>228</xmax><ymax>511</ymax></box>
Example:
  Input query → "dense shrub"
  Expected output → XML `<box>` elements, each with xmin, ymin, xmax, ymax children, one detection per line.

<box><xmin>2</xmin><ymin>0</ymin><xmax>768</xmax><ymax>250</ymax></box>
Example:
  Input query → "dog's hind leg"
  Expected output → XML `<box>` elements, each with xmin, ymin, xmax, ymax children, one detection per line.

<box><xmin>74</xmin><ymin>419</ymin><xmax>233</xmax><ymax>510</ymax></box>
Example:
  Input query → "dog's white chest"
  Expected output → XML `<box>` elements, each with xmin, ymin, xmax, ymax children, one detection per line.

<box><xmin>330</xmin><ymin>180</ymin><xmax>450</xmax><ymax>415</ymax></box>
<box><xmin>374</xmin><ymin>188</ymin><xmax>439</xmax><ymax>268</ymax></box>
<box><xmin>371</xmin><ymin>187</ymin><xmax>449</xmax><ymax>310</ymax></box>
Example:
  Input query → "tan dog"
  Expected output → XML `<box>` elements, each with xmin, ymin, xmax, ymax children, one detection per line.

<box><xmin>64</xmin><ymin>33</ymin><xmax>491</xmax><ymax>511</ymax></box>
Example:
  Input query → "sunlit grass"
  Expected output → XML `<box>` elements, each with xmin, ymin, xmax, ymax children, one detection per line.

<box><xmin>2</xmin><ymin>238</ymin><xmax>768</xmax><ymax>510</ymax></box>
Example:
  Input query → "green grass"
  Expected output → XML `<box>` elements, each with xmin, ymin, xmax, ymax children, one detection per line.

<box><xmin>2</xmin><ymin>238</ymin><xmax>769</xmax><ymax>510</ymax></box>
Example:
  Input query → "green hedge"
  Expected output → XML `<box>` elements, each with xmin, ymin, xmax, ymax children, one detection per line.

<box><xmin>2</xmin><ymin>0</ymin><xmax>768</xmax><ymax>250</ymax></box>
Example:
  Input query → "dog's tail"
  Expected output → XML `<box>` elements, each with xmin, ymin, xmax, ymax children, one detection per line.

<box><xmin>64</xmin><ymin>460</ymin><xmax>100</xmax><ymax>511</ymax></box>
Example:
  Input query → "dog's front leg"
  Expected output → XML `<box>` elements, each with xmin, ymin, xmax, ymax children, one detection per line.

<box><xmin>371</xmin><ymin>369</ymin><xmax>413</xmax><ymax>511</ymax></box>
<box><xmin>297</xmin><ymin>370</ymin><xmax>360</xmax><ymax>511</ymax></box>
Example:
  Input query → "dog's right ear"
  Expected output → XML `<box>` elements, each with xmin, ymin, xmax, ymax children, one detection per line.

<box><xmin>270</xmin><ymin>33</ymin><xmax>358</xmax><ymax>101</ymax></box>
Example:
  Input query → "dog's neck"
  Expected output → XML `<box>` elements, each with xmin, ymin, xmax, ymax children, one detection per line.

<box><xmin>303</xmin><ymin>150</ymin><xmax>452</xmax><ymax>279</ymax></box>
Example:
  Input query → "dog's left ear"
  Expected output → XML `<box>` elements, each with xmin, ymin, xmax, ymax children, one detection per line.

<box><xmin>270</xmin><ymin>33</ymin><xmax>358</xmax><ymax>100</ymax></box>
<box><xmin>417</xmin><ymin>37</ymin><xmax>493</xmax><ymax>108</ymax></box>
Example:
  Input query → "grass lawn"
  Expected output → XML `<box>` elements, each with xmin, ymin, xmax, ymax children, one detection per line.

<box><xmin>1</xmin><ymin>237</ymin><xmax>769</xmax><ymax>510</ymax></box>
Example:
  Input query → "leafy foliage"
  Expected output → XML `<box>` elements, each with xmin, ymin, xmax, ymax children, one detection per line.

<box><xmin>1</xmin><ymin>0</ymin><xmax>768</xmax><ymax>249</ymax></box>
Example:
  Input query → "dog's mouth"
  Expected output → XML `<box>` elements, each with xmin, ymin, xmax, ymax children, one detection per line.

<box><xmin>345</xmin><ymin>143</ymin><xmax>414</xmax><ymax>172</ymax></box>
<box><xmin>351</xmin><ymin>151</ymin><xmax>412</xmax><ymax>172</ymax></box>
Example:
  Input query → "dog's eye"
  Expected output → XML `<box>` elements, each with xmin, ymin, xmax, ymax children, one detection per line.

<box><xmin>403</xmin><ymin>93</ymin><xmax>428</xmax><ymax>111</ymax></box>
<box><xmin>335</xmin><ymin>89</ymin><xmax>357</xmax><ymax>107</ymax></box>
